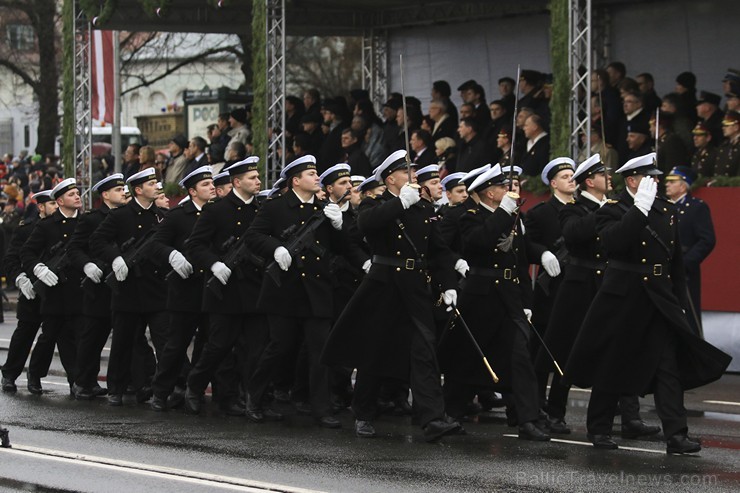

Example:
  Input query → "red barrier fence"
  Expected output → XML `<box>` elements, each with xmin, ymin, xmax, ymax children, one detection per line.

<box><xmin>521</xmin><ymin>188</ymin><xmax>740</xmax><ymax>313</ymax></box>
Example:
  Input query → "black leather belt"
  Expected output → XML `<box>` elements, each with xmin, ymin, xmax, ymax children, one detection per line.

<box><xmin>372</xmin><ymin>255</ymin><xmax>427</xmax><ymax>271</ymax></box>
<box><xmin>469</xmin><ymin>266</ymin><xmax>519</xmax><ymax>283</ymax></box>
<box><xmin>609</xmin><ymin>259</ymin><xmax>666</xmax><ymax>277</ymax></box>
<box><xmin>568</xmin><ymin>257</ymin><xmax>607</xmax><ymax>271</ymax></box>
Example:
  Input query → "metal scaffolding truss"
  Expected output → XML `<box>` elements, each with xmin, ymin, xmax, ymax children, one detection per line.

<box><xmin>265</xmin><ymin>0</ymin><xmax>286</xmax><ymax>187</ymax></box>
<box><xmin>569</xmin><ymin>0</ymin><xmax>592</xmax><ymax>160</ymax></box>
<box><xmin>361</xmin><ymin>30</ymin><xmax>389</xmax><ymax>113</ymax></box>
<box><xmin>73</xmin><ymin>4</ymin><xmax>94</xmax><ymax>209</ymax></box>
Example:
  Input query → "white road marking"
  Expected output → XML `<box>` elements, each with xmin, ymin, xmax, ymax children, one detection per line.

<box><xmin>704</xmin><ymin>400</ymin><xmax>740</xmax><ymax>407</ymax></box>
<box><xmin>503</xmin><ymin>434</ymin><xmax>665</xmax><ymax>454</ymax></box>
<box><xmin>0</xmin><ymin>339</ymin><xmax>110</xmax><ymax>352</ymax></box>
<box><xmin>1</xmin><ymin>444</ymin><xmax>328</xmax><ymax>493</ymax></box>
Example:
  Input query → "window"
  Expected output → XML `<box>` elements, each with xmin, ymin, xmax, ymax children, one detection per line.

<box><xmin>6</xmin><ymin>24</ymin><xmax>35</xmax><ymax>51</ymax></box>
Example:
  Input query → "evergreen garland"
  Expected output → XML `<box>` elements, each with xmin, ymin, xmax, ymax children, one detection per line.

<box><xmin>62</xmin><ymin>0</ymin><xmax>75</xmax><ymax>177</ymax></box>
<box><xmin>78</xmin><ymin>0</ymin><xmax>117</xmax><ymax>25</ymax></box>
<box><xmin>138</xmin><ymin>0</ymin><xmax>173</xmax><ymax>18</ymax></box>
<box><xmin>251</xmin><ymin>0</ymin><xmax>267</xmax><ymax>174</ymax></box>
<box><xmin>548</xmin><ymin>0</ymin><xmax>570</xmax><ymax>159</ymax></box>
<box><xmin>207</xmin><ymin>0</ymin><xmax>232</xmax><ymax>8</ymax></box>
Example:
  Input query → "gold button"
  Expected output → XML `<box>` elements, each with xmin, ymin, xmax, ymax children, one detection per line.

<box><xmin>316</xmin><ymin>274</ymin><xmax>320</xmax><ymax>278</ymax></box>
<box><xmin>62</xmin><ymin>220</ymin><xmax>66</xmax><ymax>224</ymax></box>
<box><xmin>494</xmin><ymin>264</ymin><xmax>499</xmax><ymax>268</ymax></box>
<box><xmin>301</xmin><ymin>256</ymin><xmax>305</xmax><ymax>260</ymax></box>
<box><xmin>300</xmin><ymin>204</ymin><xmax>304</xmax><ymax>209</ymax></box>
<box><xmin>313</xmin><ymin>206</ymin><xmax>318</xmax><ymax>210</ymax></box>
<box><xmin>301</xmin><ymin>221</ymin><xmax>305</xmax><ymax>225</ymax></box>
<box><xmin>396</xmin><ymin>267</ymin><xmax>401</xmax><ymax>272</ymax></box>
<box><xmin>494</xmin><ymin>248</ymin><xmax>498</xmax><ymax>253</ymax></box>
<box><xmin>236</xmin><ymin>236</ymin><xmax>240</xmax><ymax>240</ymax></box>
<box><xmin>237</xmin><ymin>207</ymin><xmax>241</xmax><ymax>210</ymax></box>
<box><xmin>237</xmin><ymin>221</ymin><xmax>241</xmax><ymax>225</ymax></box>
<box><xmin>396</xmin><ymin>251</ymin><xmax>401</xmax><ymax>255</ymax></box>
<box><xmin>643</xmin><ymin>277</ymin><xmax>648</xmax><ymax>281</ymax></box>
<box><xmin>595</xmin><ymin>253</ymin><xmax>600</xmax><ymax>258</ymax></box>
<box><xmin>197</xmin><ymin>212</ymin><xmax>200</xmax><ymax>216</ymax></box>
<box><xmin>596</xmin><ymin>270</ymin><xmax>602</xmax><ymax>275</ymax></box>
<box><xmin>138</xmin><ymin>212</ymin><xmax>141</xmax><ymax>215</ymax></box>
<box><xmin>424</xmin><ymin>236</ymin><xmax>428</xmax><ymax>240</ymax></box>
<box><xmin>315</xmin><ymin>240</ymin><xmax>319</xmax><ymax>244</ymax></box>
<box><xmin>301</xmin><ymin>273</ymin><xmax>306</xmax><ymax>277</ymax></box>
<box><xmin>495</xmin><ymin>280</ymin><xmax>499</xmax><ymax>284</ymax></box>
<box><xmin>642</xmin><ymin>241</ymin><xmax>646</xmax><ymax>246</ymax></box>
<box><xmin>596</xmin><ymin>236</ymin><xmax>600</xmax><ymax>241</ymax></box>
<box><xmin>663</xmin><ymin>208</ymin><xmax>667</xmax><ymax>212</ymax></box>
<box><xmin>398</xmin><ymin>235</ymin><xmax>402</xmax><ymax>239</ymax></box>
<box><xmin>138</xmin><ymin>224</ymin><xmax>142</xmax><ymax>229</ymax></box>
<box><xmin>63</xmin><ymin>234</ymin><xmax>67</xmax><ymax>237</ymax></box>
<box><xmin>641</xmin><ymin>259</ymin><xmax>646</xmax><ymax>263</ymax></box>
<box><xmin>315</xmin><ymin>256</ymin><xmax>320</xmax><ymax>261</ymax></box>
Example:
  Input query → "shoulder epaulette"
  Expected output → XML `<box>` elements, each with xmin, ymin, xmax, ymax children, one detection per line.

<box><xmin>606</xmin><ymin>199</ymin><xmax>619</xmax><ymax>204</ymax></box>
<box><xmin>466</xmin><ymin>208</ymin><xmax>477</xmax><ymax>214</ymax></box>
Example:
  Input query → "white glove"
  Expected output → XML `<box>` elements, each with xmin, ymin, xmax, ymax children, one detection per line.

<box><xmin>16</xmin><ymin>273</ymin><xmax>35</xmax><ymax>300</ymax></box>
<box><xmin>33</xmin><ymin>263</ymin><xmax>58</xmax><ymax>287</ymax></box>
<box><xmin>169</xmin><ymin>250</ymin><xmax>193</xmax><ymax>279</ymax></box>
<box><xmin>112</xmin><ymin>256</ymin><xmax>129</xmax><ymax>282</ymax></box>
<box><xmin>541</xmin><ymin>251</ymin><xmax>561</xmax><ymax>277</ymax></box>
<box><xmin>362</xmin><ymin>259</ymin><xmax>372</xmax><ymax>274</ymax></box>
<box><xmin>83</xmin><ymin>262</ymin><xmax>103</xmax><ymax>283</ymax></box>
<box><xmin>274</xmin><ymin>246</ymin><xmax>292</xmax><ymax>271</ymax></box>
<box><xmin>210</xmin><ymin>261</ymin><xmax>232</xmax><ymax>285</ymax></box>
<box><xmin>523</xmin><ymin>308</ymin><xmax>533</xmax><ymax>321</ymax></box>
<box><xmin>399</xmin><ymin>183</ymin><xmax>421</xmax><ymax>209</ymax></box>
<box><xmin>454</xmin><ymin>258</ymin><xmax>469</xmax><ymax>278</ymax></box>
<box><xmin>323</xmin><ymin>203</ymin><xmax>343</xmax><ymax>230</ymax></box>
<box><xmin>499</xmin><ymin>193</ymin><xmax>518</xmax><ymax>215</ymax></box>
<box><xmin>633</xmin><ymin>177</ymin><xmax>657</xmax><ymax>216</ymax></box>
<box><xmin>442</xmin><ymin>289</ymin><xmax>457</xmax><ymax>312</ymax></box>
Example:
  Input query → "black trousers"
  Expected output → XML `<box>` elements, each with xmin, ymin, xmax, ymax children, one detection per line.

<box><xmin>249</xmin><ymin>316</ymin><xmax>331</xmax><ymax>418</ymax></box>
<box><xmin>74</xmin><ymin>315</ymin><xmax>111</xmax><ymax>389</ymax></box>
<box><xmin>187</xmin><ymin>313</ymin><xmax>267</xmax><ymax>401</ymax></box>
<box><xmin>587</xmin><ymin>337</ymin><xmax>687</xmax><ymax>439</ymax></box>
<box><xmin>546</xmin><ymin>373</ymin><xmax>641</xmax><ymax>422</ymax></box>
<box><xmin>153</xmin><ymin>311</ymin><xmax>208</xmax><ymax>399</ymax></box>
<box><xmin>352</xmin><ymin>315</ymin><xmax>445</xmax><ymax>427</ymax></box>
<box><xmin>1</xmin><ymin>300</ymin><xmax>43</xmax><ymax>381</ymax></box>
<box><xmin>28</xmin><ymin>314</ymin><xmax>81</xmax><ymax>384</ymax></box>
<box><xmin>107</xmin><ymin>311</ymin><xmax>168</xmax><ymax>395</ymax></box>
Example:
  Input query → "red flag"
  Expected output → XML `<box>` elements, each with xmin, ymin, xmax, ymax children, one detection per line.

<box><xmin>91</xmin><ymin>30</ymin><xmax>115</xmax><ymax>125</ymax></box>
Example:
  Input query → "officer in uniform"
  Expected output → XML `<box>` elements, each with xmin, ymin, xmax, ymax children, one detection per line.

<box><xmin>565</xmin><ymin>153</ymin><xmax>731</xmax><ymax>453</ymax></box>
<box><xmin>21</xmin><ymin>179</ymin><xmax>84</xmax><ymax>394</ymax></box>
<box><xmin>523</xmin><ymin>158</ymin><xmax>575</xmax><ymax>411</ymax></box>
<box><xmin>690</xmin><ymin>122</ymin><xmax>718</xmax><ymax>177</ymax></box>
<box><xmin>323</xmin><ymin>150</ymin><xmax>462</xmax><ymax>441</ymax></box>
<box><xmin>440</xmin><ymin>164</ymin><xmax>547</xmax><ymax>440</ymax></box>
<box><xmin>183</xmin><ymin>157</ymin><xmax>268</xmax><ymax>416</ymax></box>
<box><xmin>246</xmin><ymin>155</ymin><xmax>346</xmax><ymax>429</ymax></box>
<box><xmin>68</xmin><ymin>174</ymin><xmax>127</xmax><ymax>400</ymax></box>
<box><xmin>664</xmin><ymin>166</ymin><xmax>716</xmax><ymax>335</ymax></box>
<box><xmin>90</xmin><ymin>168</ymin><xmax>169</xmax><ymax>406</ymax></box>
<box><xmin>1</xmin><ymin>191</ymin><xmax>57</xmax><ymax>392</ymax></box>
<box><xmin>715</xmin><ymin>111</ymin><xmax>740</xmax><ymax>176</ymax></box>
<box><xmin>150</xmin><ymin>166</ymin><xmax>217</xmax><ymax>412</ymax></box>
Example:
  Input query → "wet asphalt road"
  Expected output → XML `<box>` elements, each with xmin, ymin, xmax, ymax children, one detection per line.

<box><xmin>0</xmin><ymin>309</ymin><xmax>738</xmax><ymax>493</ymax></box>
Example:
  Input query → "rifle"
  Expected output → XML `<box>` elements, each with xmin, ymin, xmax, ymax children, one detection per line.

<box><xmin>205</xmin><ymin>235</ymin><xmax>265</xmax><ymax>300</ymax></box>
<box><xmin>33</xmin><ymin>241</ymin><xmax>69</xmax><ymax>300</ymax></box>
<box><xmin>104</xmin><ymin>231</ymin><xmax>157</xmax><ymax>294</ymax></box>
<box><xmin>264</xmin><ymin>190</ymin><xmax>351</xmax><ymax>287</ymax></box>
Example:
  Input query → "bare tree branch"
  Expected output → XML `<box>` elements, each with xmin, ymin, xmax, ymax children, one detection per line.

<box><xmin>0</xmin><ymin>58</ymin><xmax>38</xmax><ymax>92</ymax></box>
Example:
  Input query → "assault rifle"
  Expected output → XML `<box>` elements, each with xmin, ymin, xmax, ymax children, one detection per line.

<box><xmin>33</xmin><ymin>241</ymin><xmax>69</xmax><ymax>300</ymax></box>
<box><xmin>104</xmin><ymin>231</ymin><xmax>157</xmax><ymax>294</ymax></box>
<box><xmin>205</xmin><ymin>235</ymin><xmax>265</xmax><ymax>299</ymax></box>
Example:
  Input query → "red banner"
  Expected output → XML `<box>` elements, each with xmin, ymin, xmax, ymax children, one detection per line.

<box><xmin>91</xmin><ymin>30</ymin><xmax>114</xmax><ymax>125</ymax></box>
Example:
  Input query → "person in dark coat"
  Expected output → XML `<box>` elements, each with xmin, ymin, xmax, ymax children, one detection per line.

<box><xmin>148</xmin><ymin>166</ymin><xmax>219</xmax><ymax>412</ymax></box>
<box><xmin>715</xmin><ymin>111</ymin><xmax>740</xmax><ymax>177</ymax></box>
<box><xmin>636</xmin><ymin>73</ymin><xmax>662</xmax><ymax>116</ymax></box>
<box><xmin>438</xmin><ymin>164</ymin><xmax>548</xmax><ymax>441</ymax></box>
<box><xmin>299</xmin><ymin>112</ymin><xmax>325</xmax><ymax>157</ymax></box>
<box><xmin>246</xmin><ymin>155</ymin><xmax>347</xmax><ymax>429</ymax></box>
<box><xmin>664</xmin><ymin>166</ymin><xmax>716</xmax><ymax>336</ymax></box>
<box><xmin>428</xmin><ymin>99</ymin><xmax>457</xmax><ymax>141</ymax></box>
<box><xmin>690</xmin><ymin>122</ymin><xmax>718</xmax><ymax>176</ymax></box>
<box><xmin>650</xmin><ymin>112</ymin><xmax>689</xmax><ymax>174</ymax></box>
<box><xmin>89</xmin><ymin>168</ymin><xmax>169</xmax><ymax>406</ymax></box>
<box><xmin>696</xmin><ymin>91</ymin><xmax>724</xmax><ymax>146</ymax></box>
<box><xmin>431</xmin><ymin>80</ymin><xmax>458</xmax><ymax>126</ymax></box>
<box><xmin>536</xmin><ymin>155</ymin><xmax>658</xmax><ymax>439</ymax></box>
<box><xmin>318</xmin><ymin>100</ymin><xmax>349</xmax><ymax>172</ymax></box>
<box><xmin>617</xmin><ymin>91</ymin><xmax>650</xmax><ymax>163</ymax></box>
<box><xmin>322</xmin><ymin>150</ymin><xmax>463</xmax><ymax>442</ymax></box>
<box><xmin>182</xmin><ymin>158</ymin><xmax>269</xmax><ymax>417</ymax></box>
<box><xmin>410</xmin><ymin>129</ymin><xmax>437</xmax><ymax>167</ymax></box>
<box><xmin>340</xmin><ymin>128</ymin><xmax>372</xmax><ymax>178</ymax></box>
<box><xmin>564</xmin><ymin>153</ymin><xmax>731</xmax><ymax>453</ymax></box>
<box><xmin>456</xmin><ymin>118</ymin><xmax>493</xmax><ymax>173</ymax></box>
<box><xmin>20</xmin><ymin>179</ymin><xmax>85</xmax><ymax>394</ymax></box>
<box><xmin>67</xmin><ymin>174</ymin><xmax>127</xmax><ymax>400</ymax></box>
<box><xmin>520</xmin><ymin>114</ymin><xmax>550</xmax><ymax>176</ymax></box>
<box><xmin>623</xmin><ymin>120</ymin><xmax>653</xmax><ymax>164</ymax></box>
<box><xmin>0</xmin><ymin>191</ymin><xmax>56</xmax><ymax>392</ymax></box>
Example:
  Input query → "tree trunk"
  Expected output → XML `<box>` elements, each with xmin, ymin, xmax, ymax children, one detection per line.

<box><xmin>33</xmin><ymin>0</ymin><xmax>60</xmax><ymax>156</ymax></box>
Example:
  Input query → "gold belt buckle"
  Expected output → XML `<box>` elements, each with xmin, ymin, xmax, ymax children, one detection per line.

<box><xmin>653</xmin><ymin>264</ymin><xmax>662</xmax><ymax>276</ymax></box>
<box><xmin>405</xmin><ymin>258</ymin><xmax>415</xmax><ymax>270</ymax></box>
<box><xmin>504</xmin><ymin>268</ymin><xmax>512</xmax><ymax>280</ymax></box>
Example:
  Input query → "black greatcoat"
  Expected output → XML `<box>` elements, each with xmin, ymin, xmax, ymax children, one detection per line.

<box><xmin>67</xmin><ymin>204</ymin><xmax>112</xmax><ymax>318</ymax></box>
<box><xmin>21</xmin><ymin>209</ymin><xmax>83</xmax><ymax>316</ymax></box>
<box><xmin>4</xmin><ymin>218</ymin><xmax>41</xmax><ymax>319</ymax></box>
<box><xmin>246</xmin><ymin>190</ymin><xmax>346</xmax><ymax>319</ymax></box>
<box><xmin>523</xmin><ymin>196</ymin><xmax>566</xmax><ymax>332</ymax></box>
<box><xmin>536</xmin><ymin>195</ymin><xmax>603</xmax><ymax>373</ymax></box>
<box><xmin>322</xmin><ymin>191</ymin><xmax>456</xmax><ymax>379</ymax></box>
<box><xmin>438</xmin><ymin>205</ymin><xmax>533</xmax><ymax>388</ymax></box>
<box><xmin>150</xmin><ymin>200</ymin><xmax>206</xmax><ymax>313</ymax></box>
<box><xmin>564</xmin><ymin>190</ymin><xmax>731</xmax><ymax>395</ymax></box>
<box><xmin>186</xmin><ymin>191</ymin><xmax>262</xmax><ymax>314</ymax></box>
<box><xmin>437</xmin><ymin>196</ymin><xmax>476</xmax><ymax>262</ymax></box>
<box><xmin>89</xmin><ymin>199</ymin><xmax>166</xmax><ymax>313</ymax></box>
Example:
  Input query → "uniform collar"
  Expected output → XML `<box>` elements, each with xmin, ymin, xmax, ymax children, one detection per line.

<box><xmin>672</xmin><ymin>193</ymin><xmax>688</xmax><ymax>205</ymax></box>
<box><xmin>580</xmin><ymin>190</ymin><xmax>605</xmax><ymax>206</ymax></box>
<box><xmin>479</xmin><ymin>201</ymin><xmax>497</xmax><ymax>214</ymax></box>
<box><xmin>232</xmin><ymin>188</ymin><xmax>254</xmax><ymax>205</ymax></box>
<box><xmin>292</xmin><ymin>188</ymin><xmax>315</xmax><ymax>204</ymax></box>
<box><xmin>134</xmin><ymin>197</ymin><xmax>153</xmax><ymax>210</ymax></box>
<box><xmin>59</xmin><ymin>208</ymin><xmax>79</xmax><ymax>219</ymax></box>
